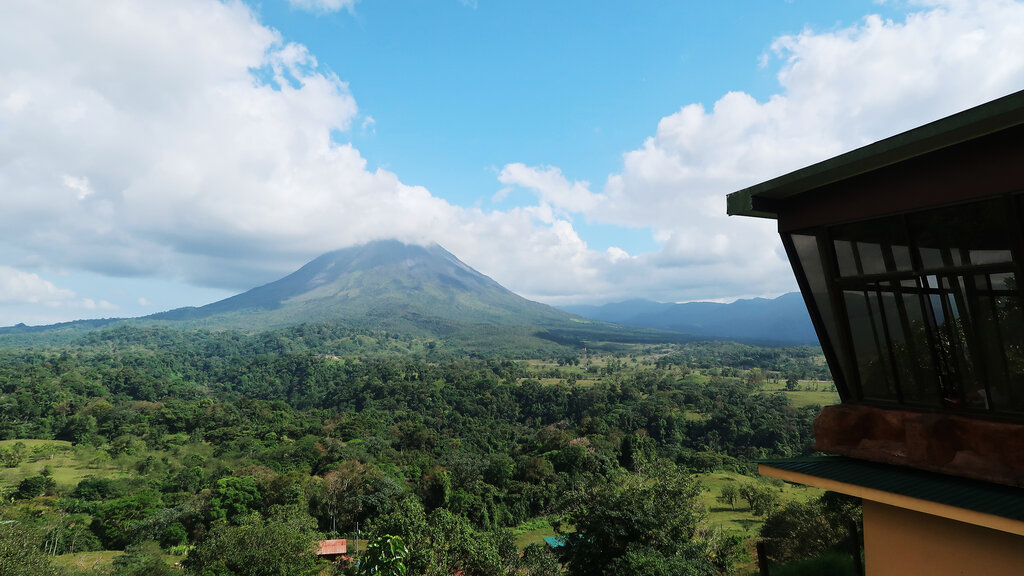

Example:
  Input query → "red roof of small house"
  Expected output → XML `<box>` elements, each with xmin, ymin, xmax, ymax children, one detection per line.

<box><xmin>316</xmin><ymin>539</ymin><xmax>347</xmax><ymax>556</ymax></box>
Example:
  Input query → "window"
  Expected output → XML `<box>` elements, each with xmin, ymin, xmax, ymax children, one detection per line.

<box><xmin>786</xmin><ymin>196</ymin><xmax>1024</xmax><ymax>418</ymax></box>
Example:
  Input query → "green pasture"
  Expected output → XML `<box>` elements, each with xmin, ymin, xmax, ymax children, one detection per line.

<box><xmin>513</xmin><ymin>516</ymin><xmax>558</xmax><ymax>549</ymax></box>
<box><xmin>0</xmin><ymin>439</ymin><xmax>133</xmax><ymax>491</ymax></box>
<box><xmin>52</xmin><ymin>550</ymin><xmax>185</xmax><ymax>573</ymax></box>
<box><xmin>762</xmin><ymin>379</ymin><xmax>840</xmax><ymax>408</ymax></box>
<box><xmin>52</xmin><ymin>550</ymin><xmax>125</xmax><ymax>573</ymax></box>
<box><xmin>698</xmin><ymin>471</ymin><xmax>822</xmax><ymax>536</ymax></box>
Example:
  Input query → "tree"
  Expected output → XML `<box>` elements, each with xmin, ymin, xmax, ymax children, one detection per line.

<box><xmin>717</xmin><ymin>483</ymin><xmax>739</xmax><ymax>509</ymax></box>
<box><xmin>358</xmin><ymin>535</ymin><xmax>409</xmax><ymax>576</ymax></box>
<box><xmin>369</xmin><ymin>498</ymin><xmax>512</xmax><ymax>576</ymax></box>
<box><xmin>92</xmin><ymin>489</ymin><xmax>164</xmax><ymax>549</ymax></box>
<box><xmin>208</xmin><ymin>476</ymin><xmax>262</xmax><ymax>524</ymax></box>
<box><xmin>14</xmin><ymin>474</ymin><xmax>55</xmax><ymax>499</ymax></box>
<box><xmin>518</xmin><ymin>544</ymin><xmax>561</xmax><ymax>576</ymax></box>
<box><xmin>315</xmin><ymin>460</ymin><xmax>381</xmax><ymax>533</ymax></box>
<box><xmin>0</xmin><ymin>523</ymin><xmax>62</xmax><ymax>576</ymax></box>
<box><xmin>739</xmin><ymin>482</ymin><xmax>779</xmax><ymax>516</ymax></box>
<box><xmin>760</xmin><ymin>493</ymin><xmax>861</xmax><ymax>563</ymax></box>
<box><xmin>112</xmin><ymin>540</ymin><xmax>174</xmax><ymax>576</ymax></box>
<box><xmin>0</xmin><ymin>445</ymin><xmax>24</xmax><ymax>467</ymax></box>
<box><xmin>183</xmin><ymin>506</ymin><xmax>324</xmax><ymax>576</ymax></box>
<box><xmin>429</xmin><ymin>508</ymin><xmax>506</xmax><ymax>576</ymax></box>
<box><xmin>558</xmin><ymin>464</ymin><xmax>725</xmax><ymax>576</ymax></box>
<box><xmin>368</xmin><ymin>497</ymin><xmax>433</xmax><ymax>576</ymax></box>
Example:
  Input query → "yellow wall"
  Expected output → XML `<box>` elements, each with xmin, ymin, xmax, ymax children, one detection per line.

<box><xmin>864</xmin><ymin>500</ymin><xmax>1024</xmax><ymax>576</ymax></box>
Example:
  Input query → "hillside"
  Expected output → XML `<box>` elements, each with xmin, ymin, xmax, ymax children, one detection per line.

<box><xmin>1</xmin><ymin>241</ymin><xmax>689</xmax><ymax>351</ymax></box>
<box><xmin>148</xmin><ymin>240</ymin><xmax>574</xmax><ymax>329</ymax></box>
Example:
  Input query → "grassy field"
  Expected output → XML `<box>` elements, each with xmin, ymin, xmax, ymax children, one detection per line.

<box><xmin>698</xmin><ymin>471</ymin><xmax>823</xmax><ymax>574</ymax></box>
<box><xmin>0</xmin><ymin>439</ymin><xmax>134</xmax><ymax>492</ymax></box>
<box><xmin>52</xmin><ymin>550</ymin><xmax>125</xmax><ymax>573</ymax></box>
<box><xmin>762</xmin><ymin>380</ymin><xmax>840</xmax><ymax>408</ymax></box>
<box><xmin>512</xmin><ymin>516</ymin><xmax>559</xmax><ymax>549</ymax></box>
<box><xmin>52</xmin><ymin>550</ymin><xmax>186</xmax><ymax>573</ymax></box>
<box><xmin>698</xmin><ymin>471</ymin><xmax>821</xmax><ymax>536</ymax></box>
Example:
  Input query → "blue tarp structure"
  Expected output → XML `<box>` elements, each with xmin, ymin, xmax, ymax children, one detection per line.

<box><xmin>542</xmin><ymin>536</ymin><xmax>567</xmax><ymax>548</ymax></box>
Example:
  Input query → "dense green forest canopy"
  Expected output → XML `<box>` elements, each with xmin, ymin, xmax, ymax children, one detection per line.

<box><xmin>0</xmin><ymin>323</ymin><xmax>840</xmax><ymax>575</ymax></box>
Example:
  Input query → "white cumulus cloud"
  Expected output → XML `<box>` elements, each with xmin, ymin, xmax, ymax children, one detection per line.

<box><xmin>563</xmin><ymin>0</ymin><xmax>1024</xmax><ymax>303</ymax></box>
<box><xmin>0</xmin><ymin>267</ymin><xmax>77</xmax><ymax>305</ymax></box>
<box><xmin>1</xmin><ymin>0</ymin><xmax>1022</xmax><ymax>316</ymax></box>
<box><xmin>498</xmin><ymin>164</ymin><xmax>603</xmax><ymax>216</ymax></box>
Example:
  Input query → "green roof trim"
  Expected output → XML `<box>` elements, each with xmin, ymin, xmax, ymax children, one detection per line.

<box><xmin>760</xmin><ymin>456</ymin><xmax>1024</xmax><ymax>522</ymax></box>
<box><xmin>727</xmin><ymin>89</ymin><xmax>1024</xmax><ymax>219</ymax></box>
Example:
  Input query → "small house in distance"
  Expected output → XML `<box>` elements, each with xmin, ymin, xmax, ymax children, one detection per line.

<box><xmin>727</xmin><ymin>89</ymin><xmax>1024</xmax><ymax>575</ymax></box>
<box><xmin>316</xmin><ymin>538</ymin><xmax>349</xmax><ymax>563</ymax></box>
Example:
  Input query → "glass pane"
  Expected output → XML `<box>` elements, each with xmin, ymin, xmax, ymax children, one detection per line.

<box><xmin>892</xmin><ymin>245</ymin><xmax>913</xmax><ymax>271</ymax></box>
<box><xmin>844</xmin><ymin>290</ymin><xmax>896</xmax><ymax>401</ymax></box>
<box><xmin>831</xmin><ymin>217</ymin><xmax>911</xmax><ymax>276</ymax></box>
<box><xmin>858</xmin><ymin>243</ymin><xmax>887</xmax><ymax>275</ymax></box>
<box><xmin>919</xmin><ymin>247</ymin><xmax>945</xmax><ymax>270</ymax></box>
<box><xmin>987</xmin><ymin>273</ymin><xmax>1024</xmax><ymax>412</ymax></box>
<box><xmin>834</xmin><ymin>240</ymin><xmax>858</xmax><ymax>277</ymax></box>
<box><xmin>911</xmin><ymin>199</ymin><xmax>1012</xmax><ymax>269</ymax></box>
<box><xmin>970</xmin><ymin>250</ymin><xmax>1012</xmax><ymax>265</ymax></box>
<box><xmin>899</xmin><ymin>291</ymin><xmax>941</xmax><ymax>406</ymax></box>
<box><xmin>808</xmin><ymin>196</ymin><xmax>1024</xmax><ymax>418</ymax></box>
<box><xmin>792</xmin><ymin>233</ymin><xmax>854</xmax><ymax>395</ymax></box>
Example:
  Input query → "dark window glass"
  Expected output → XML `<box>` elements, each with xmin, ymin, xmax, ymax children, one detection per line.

<box><xmin>834</xmin><ymin>240</ymin><xmax>858</xmax><ymax>277</ymax></box>
<box><xmin>843</xmin><ymin>289</ymin><xmax>895</xmax><ymax>401</ymax></box>
<box><xmin>910</xmin><ymin>199</ymin><xmax>1012</xmax><ymax>270</ymax></box>
<box><xmin>792</xmin><ymin>233</ymin><xmax>855</xmax><ymax>394</ymax></box>
<box><xmin>787</xmin><ymin>195</ymin><xmax>1024</xmax><ymax>418</ymax></box>
<box><xmin>858</xmin><ymin>243</ymin><xmax>887</xmax><ymax>275</ymax></box>
<box><xmin>898</xmin><ymin>289</ymin><xmax>940</xmax><ymax>406</ymax></box>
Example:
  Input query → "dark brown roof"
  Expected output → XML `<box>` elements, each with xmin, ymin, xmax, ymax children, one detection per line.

<box><xmin>727</xmin><ymin>89</ymin><xmax>1024</xmax><ymax>219</ymax></box>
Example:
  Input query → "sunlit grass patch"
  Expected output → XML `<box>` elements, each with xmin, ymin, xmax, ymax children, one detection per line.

<box><xmin>0</xmin><ymin>440</ymin><xmax>129</xmax><ymax>490</ymax></box>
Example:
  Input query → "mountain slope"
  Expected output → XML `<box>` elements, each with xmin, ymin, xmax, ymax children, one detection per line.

<box><xmin>561</xmin><ymin>292</ymin><xmax>817</xmax><ymax>345</ymax></box>
<box><xmin>147</xmin><ymin>240</ymin><xmax>577</xmax><ymax>332</ymax></box>
<box><xmin>1</xmin><ymin>241</ymin><xmax>744</xmax><ymax>350</ymax></box>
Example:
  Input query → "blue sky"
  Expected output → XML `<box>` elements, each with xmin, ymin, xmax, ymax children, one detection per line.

<box><xmin>1</xmin><ymin>0</ymin><xmax>1023</xmax><ymax>326</ymax></box>
<box><xmin>261</xmin><ymin>1</ymin><xmax>905</xmax><ymax>250</ymax></box>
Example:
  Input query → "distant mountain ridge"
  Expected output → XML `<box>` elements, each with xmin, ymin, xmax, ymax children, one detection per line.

<box><xmin>560</xmin><ymin>292</ymin><xmax>817</xmax><ymax>345</ymax></box>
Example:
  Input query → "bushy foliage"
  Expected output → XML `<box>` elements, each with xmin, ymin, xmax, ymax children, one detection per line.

<box><xmin>759</xmin><ymin>492</ymin><xmax>861</xmax><ymax>563</ymax></box>
<box><xmin>358</xmin><ymin>534</ymin><xmax>409</xmax><ymax>576</ymax></box>
<box><xmin>0</xmin><ymin>523</ymin><xmax>62</xmax><ymax>576</ymax></box>
<box><xmin>183</xmin><ymin>506</ymin><xmax>325</xmax><ymax>576</ymax></box>
<box><xmin>14</xmin><ymin>474</ymin><xmax>55</xmax><ymax>499</ymax></box>
<box><xmin>739</xmin><ymin>481</ymin><xmax>779</xmax><ymax>516</ymax></box>
<box><xmin>557</xmin><ymin>463</ymin><xmax>736</xmax><ymax>576</ymax></box>
<box><xmin>112</xmin><ymin>540</ymin><xmax>174</xmax><ymax>576</ymax></box>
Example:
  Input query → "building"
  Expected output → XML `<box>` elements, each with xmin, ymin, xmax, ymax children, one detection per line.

<box><xmin>727</xmin><ymin>89</ymin><xmax>1024</xmax><ymax>575</ymax></box>
<box><xmin>316</xmin><ymin>538</ymin><xmax>350</xmax><ymax>563</ymax></box>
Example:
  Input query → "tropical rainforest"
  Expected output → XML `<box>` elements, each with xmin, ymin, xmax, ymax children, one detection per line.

<box><xmin>0</xmin><ymin>322</ymin><xmax>857</xmax><ymax>575</ymax></box>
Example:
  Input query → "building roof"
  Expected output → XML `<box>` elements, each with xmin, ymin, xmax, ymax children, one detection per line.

<box><xmin>760</xmin><ymin>456</ymin><xmax>1024</xmax><ymax>536</ymax></box>
<box><xmin>316</xmin><ymin>539</ymin><xmax>348</xmax><ymax>556</ymax></box>
<box><xmin>727</xmin><ymin>89</ymin><xmax>1024</xmax><ymax>219</ymax></box>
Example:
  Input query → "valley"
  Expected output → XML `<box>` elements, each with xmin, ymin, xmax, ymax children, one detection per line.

<box><xmin>0</xmin><ymin>243</ymin><xmax>852</xmax><ymax>576</ymax></box>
